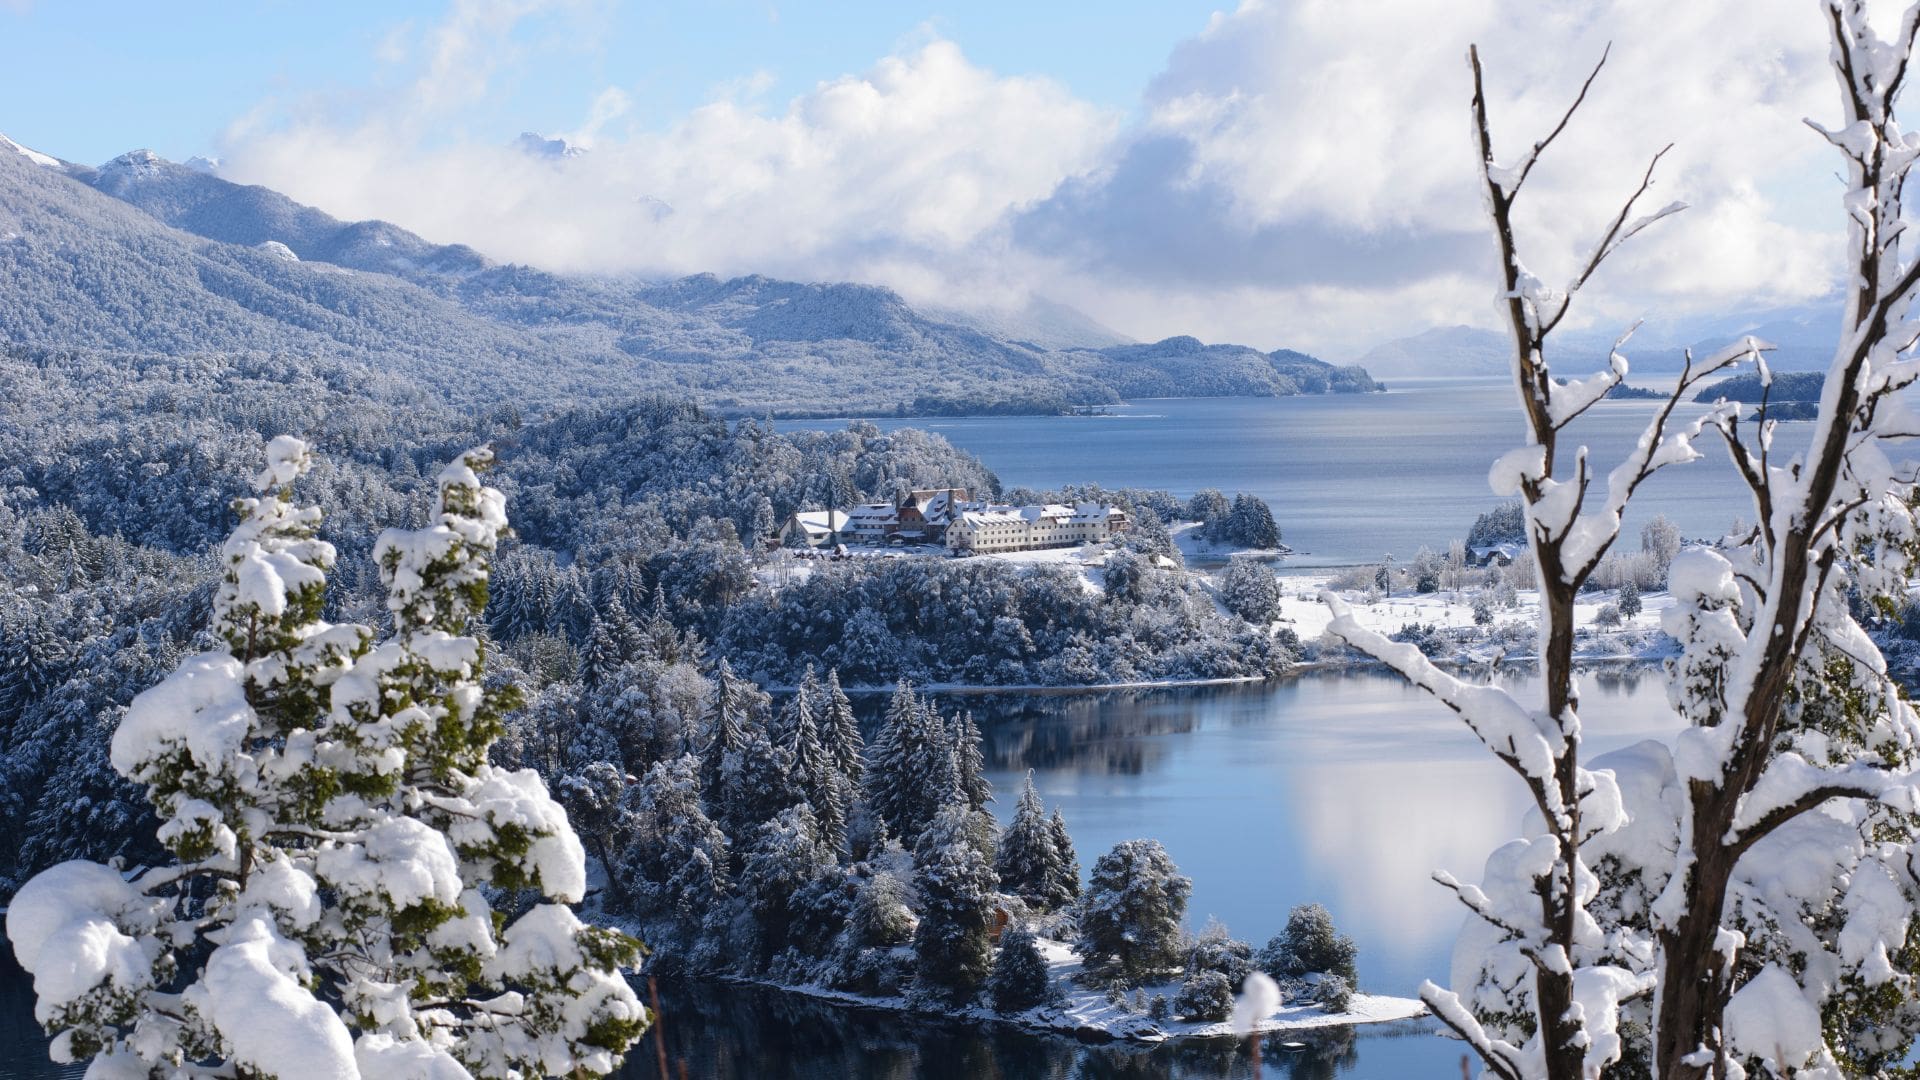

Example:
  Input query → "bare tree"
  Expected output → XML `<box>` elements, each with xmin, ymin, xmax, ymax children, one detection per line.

<box><xmin>1325</xmin><ymin>4</ymin><xmax>1920</xmax><ymax>1078</ymax></box>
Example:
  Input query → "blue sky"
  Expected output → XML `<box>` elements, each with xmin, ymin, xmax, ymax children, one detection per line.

<box><xmin>0</xmin><ymin>1</ymin><xmax>1858</xmax><ymax>353</ymax></box>
<box><xmin>0</xmin><ymin>2</ymin><xmax>1221</xmax><ymax>166</ymax></box>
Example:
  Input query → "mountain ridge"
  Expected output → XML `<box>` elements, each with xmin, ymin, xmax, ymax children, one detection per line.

<box><xmin>0</xmin><ymin>133</ymin><xmax>1379</xmax><ymax>414</ymax></box>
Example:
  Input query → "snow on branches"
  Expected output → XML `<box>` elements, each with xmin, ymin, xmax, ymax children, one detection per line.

<box><xmin>1329</xmin><ymin>8</ymin><xmax>1920</xmax><ymax>1078</ymax></box>
<box><xmin>5</xmin><ymin>438</ymin><xmax>648</xmax><ymax>1078</ymax></box>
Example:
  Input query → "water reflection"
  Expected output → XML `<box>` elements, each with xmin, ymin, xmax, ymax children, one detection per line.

<box><xmin>631</xmin><ymin>977</ymin><xmax>1441</xmax><ymax>1080</ymax></box>
<box><xmin>927</xmin><ymin>668</ymin><xmax>1681</xmax><ymax>997</ymax></box>
<box><xmin>2</xmin><ymin>670</ymin><xmax>1679</xmax><ymax>1078</ymax></box>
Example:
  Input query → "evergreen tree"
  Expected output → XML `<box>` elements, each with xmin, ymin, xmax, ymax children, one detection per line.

<box><xmin>988</xmin><ymin>925</ymin><xmax>1052</xmax><ymax>1012</ymax></box>
<box><xmin>716</xmin><ymin>726</ymin><xmax>801</xmax><ymax>845</ymax></box>
<box><xmin>912</xmin><ymin>826</ymin><xmax>999</xmax><ymax>1001</ymax></box>
<box><xmin>996</xmin><ymin>773</ymin><xmax>1070</xmax><ymax>911</ymax></box>
<box><xmin>1226</xmin><ymin>493</ymin><xmax>1282</xmax><ymax>549</ymax></box>
<box><xmin>779</xmin><ymin>674</ymin><xmax>849</xmax><ymax>853</ymax></box>
<box><xmin>868</xmin><ymin>682</ymin><xmax>961</xmax><ymax>844</ymax></box>
<box><xmin>1220</xmin><ymin>559</ymin><xmax>1283</xmax><ymax>623</ymax></box>
<box><xmin>1076</xmin><ymin>839</ymin><xmax>1190</xmax><ymax>985</ymax></box>
<box><xmin>742</xmin><ymin>804</ymin><xmax>836</xmax><ymax>960</ymax></box>
<box><xmin>700</xmin><ymin>657</ymin><xmax>751</xmax><ymax>792</ymax></box>
<box><xmin>1616</xmin><ymin>579</ymin><xmax>1643</xmax><ymax>620</ymax></box>
<box><xmin>950</xmin><ymin>709</ymin><xmax>992</xmax><ymax>811</ymax></box>
<box><xmin>1047</xmin><ymin>808</ymin><xmax>1081</xmax><ymax>903</ymax></box>
<box><xmin>629</xmin><ymin>755</ymin><xmax>730</xmax><ymax>936</ymax></box>
<box><xmin>820</xmin><ymin>667</ymin><xmax>864</xmax><ymax>787</ymax></box>
<box><xmin>556</xmin><ymin>760</ymin><xmax>641</xmax><ymax>909</ymax></box>
<box><xmin>6</xmin><ymin>440</ymin><xmax>648</xmax><ymax>1078</ymax></box>
<box><xmin>578</xmin><ymin>614</ymin><xmax>625</xmax><ymax>688</ymax></box>
<box><xmin>1258</xmin><ymin>903</ymin><xmax>1358</xmax><ymax>983</ymax></box>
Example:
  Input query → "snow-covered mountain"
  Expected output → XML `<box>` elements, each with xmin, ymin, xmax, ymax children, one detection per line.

<box><xmin>513</xmin><ymin>131</ymin><xmax>586</xmax><ymax>159</ymax></box>
<box><xmin>0</xmin><ymin>138</ymin><xmax>1378</xmax><ymax>414</ymax></box>
<box><xmin>1357</xmin><ymin>325</ymin><xmax>1513</xmax><ymax>378</ymax></box>
<box><xmin>1360</xmin><ymin>302</ymin><xmax>1846</xmax><ymax>379</ymax></box>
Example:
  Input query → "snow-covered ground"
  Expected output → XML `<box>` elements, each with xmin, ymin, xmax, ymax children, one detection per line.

<box><xmin>1172</xmin><ymin>521</ymin><xmax>1287</xmax><ymax>565</ymax></box>
<box><xmin>1275</xmin><ymin>570</ymin><xmax>1673</xmax><ymax>664</ymax></box>
<box><xmin>713</xmin><ymin>935</ymin><xmax>1424</xmax><ymax>1044</ymax></box>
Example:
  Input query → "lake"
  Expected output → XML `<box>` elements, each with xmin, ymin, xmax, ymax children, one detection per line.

<box><xmin>778</xmin><ymin>379</ymin><xmax>1795</xmax><ymax>567</ymax></box>
<box><xmin>3</xmin><ymin>382</ymin><xmax>1711</xmax><ymax>1078</ymax></box>
<box><xmin>1</xmin><ymin>668</ymin><xmax>1681</xmax><ymax>1079</ymax></box>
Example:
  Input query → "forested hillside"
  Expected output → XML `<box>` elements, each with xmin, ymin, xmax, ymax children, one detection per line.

<box><xmin>0</xmin><ymin>343</ymin><xmax>1291</xmax><ymax>901</ymax></box>
<box><xmin>0</xmin><ymin>139</ymin><xmax>1377</xmax><ymax>415</ymax></box>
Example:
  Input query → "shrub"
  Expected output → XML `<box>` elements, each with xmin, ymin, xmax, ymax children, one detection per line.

<box><xmin>1258</xmin><ymin>904</ymin><xmax>1358</xmax><ymax>984</ymax></box>
<box><xmin>1594</xmin><ymin>603</ymin><xmax>1623</xmax><ymax>629</ymax></box>
<box><xmin>988</xmin><ymin>927</ymin><xmax>1052</xmax><ymax>1013</ymax></box>
<box><xmin>1312</xmin><ymin>973</ymin><xmax>1353</xmax><ymax>1013</ymax></box>
<box><xmin>1174</xmin><ymin>970</ymin><xmax>1235</xmax><ymax>1022</ymax></box>
<box><xmin>1185</xmin><ymin>919</ymin><xmax>1254</xmax><ymax>990</ymax></box>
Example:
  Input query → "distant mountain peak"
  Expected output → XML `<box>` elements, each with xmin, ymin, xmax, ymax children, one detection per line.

<box><xmin>514</xmin><ymin>131</ymin><xmax>585</xmax><ymax>160</ymax></box>
<box><xmin>184</xmin><ymin>155</ymin><xmax>221</xmax><ymax>174</ymax></box>
<box><xmin>0</xmin><ymin>133</ymin><xmax>61</xmax><ymax>169</ymax></box>
<box><xmin>99</xmin><ymin>149</ymin><xmax>167</xmax><ymax>180</ymax></box>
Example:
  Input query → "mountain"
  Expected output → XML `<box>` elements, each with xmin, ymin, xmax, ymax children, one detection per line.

<box><xmin>1362</xmin><ymin>301</ymin><xmax>1847</xmax><ymax>379</ymax></box>
<box><xmin>1357</xmin><ymin>325</ymin><xmax>1513</xmax><ymax>378</ymax></box>
<box><xmin>0</xmin><ymin>134</ymin><xmax>1380</xmax><ymax>415</ymax></box>
<box><xmin>77</xmin><ymin>149</ymin><xmax>491</xmax><ymax>281</ymax></box>
<box><xmin>922</xmin><ymin>297</ymin><xmax>1133</xmax><ymax>350</ymax></box>
<box><xmin>513</xmin><ymin>132</ymin><xmax>586</xmax><ymax>160</ymax></box>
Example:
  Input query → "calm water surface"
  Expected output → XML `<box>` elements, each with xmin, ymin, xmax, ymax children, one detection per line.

<box><xmin>3</xmin><ymin>670</ymin><xmax>1680</xmax><ymax>1079</ymax></box>
<box><xmin>5</xmin><ymin>381</ymin><xmax>1712</xmax><ymax>1076</ymax></box>
<box><xmin>779</xmin><ymin>379</ymin><xmax>1798</xmax><ymax>567</ymax></box>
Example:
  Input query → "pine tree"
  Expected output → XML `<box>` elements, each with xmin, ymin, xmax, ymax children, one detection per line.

<box><xmin>1616</xmin><ymin>579</ymin><xmax>1642</xmax><ymax>620</ymax></box>
<box><xmin>950</xmin><ymin>709</ymin><xmax>991</xmax><ymax>811</ymax></box>
<box><xmin>820</xmin><ymin>667</ymin><xmax>864</xmax><ymax>787</ymax></box>
<box><xmin>1047</xmin><ymin>808</ymin><xmax>1081</xmax><ymax>903</ymax></box>
<box><xmin>630</xmin><ymin>755</ymin><xmax>730</xmax><ymax>937</ymax></box>
<box><xmin>599</xmin><ymin>588</ymin><xmax>644</xmax><ymax>657</ymax></box>
<box><xmin>779</xmin><ymin>675</ymin><xmax>848</xmax><ymax>853</ymax></box>
<box><xmin>700</xmin><ymin>657</ymin><xmax>750</xmax><ymax>793</ymax></box>
<box><xmin>742</xmin><ymin>804</ymin><xmax>836</xmax><ymax>960</ymax></box>
<box><xmin>996</xmin><ymin>773</ymin><xmax>1069</xmax><ymax>911</ymax></box>
<box><xmin>6</xmin><ymin>440</ymin><xmax>648</xmax><ymax>1078</ymax></box>
<box><xmin>1076</xmin><ymin>839</ymin><xmax>1189</xmax><ymax>985</ymax></box>
<box><xmin>578</xmin><ymin>614</ymin><xmax>625</xmax><ymax>688</ymax></box>
<box><xmin>988</xmin><ymin>925</ymin><xmax>1052</xmax><ymax>1012</ymax></box>
<box><xmin>913</xmin><ymin>825</ymin><xmax>999</xmax><ymax>1001</ymax></box>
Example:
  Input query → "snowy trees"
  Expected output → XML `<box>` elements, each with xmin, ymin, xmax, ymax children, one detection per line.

<box><xmin>1257</xmin><ymin>904</ymin><xmax>1357</xmax><ymax>985</ymax></box>
<box><xmin>996</xmin><ymin>773</ymin><xmax>1078</xmax><ymax>911</ymax></box>
<box><xmin>1220</xmin><ymin>560</ymin><xmax>1283</xmax><ymax>624</ymax></box>
<box><xmin>988</xmin><ymin>925</ymin><xmax>1053</xmax><ymax>1012</ymax></box>
<box><xmin>1324</xmin><ymin>12</ymin><xmax>1920</xmax><ymax>1078</ymax></box>
<box><xmin>5</xmin><ymin>439</ymin><xmax>647</xmax><ymax>1079</ymax></box>
<box><xmin>1076</xmin><ymin>839</ymin><xmax>1191</xmax><ymax>985</ymax></box>
<box><xmin>912</xmin><ymin>822</ymin><xmax>999</xmax><ymax>1000</ymax></box>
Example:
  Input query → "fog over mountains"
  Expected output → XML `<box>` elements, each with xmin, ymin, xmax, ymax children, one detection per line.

<box><xmin>0</xmin><ymin>134</ymin><xmax>1379</xmax><ymax>415</ymax></box>
<box><xmin>1357</xmin><ymin>303</ymin><xmax>1847</xmax><ymax>379</ymax></box>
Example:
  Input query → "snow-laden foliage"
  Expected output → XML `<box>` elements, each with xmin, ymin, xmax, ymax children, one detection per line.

<box><xmin>5</xmin><ymin>441</ymin><xmax>648</xmax><ymax>1078</ymax></box>
<box><xmin>1328</xmin><ymin>9</ymin><xmax>1920</xmax><ymax>1077</ymax></box>
<box><xmin>1076</xmin><ymin>839</ymin><xmax>1192</xmax><ymax>986</ymax></box>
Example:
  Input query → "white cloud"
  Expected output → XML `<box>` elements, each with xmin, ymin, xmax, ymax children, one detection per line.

<box><xmin>215</xmin><ymin>0</ymin><xmax>1869</xmax><ymax>355</ymax></box>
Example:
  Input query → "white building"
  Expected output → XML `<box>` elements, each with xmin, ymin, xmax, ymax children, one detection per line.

<box><xmin>946</xmin><ymin>502</ymin><xmax>1129</xmax><ymax>554</ymax></box>
<box><xmin>778</xmin><ymin>510</ymin><xmax>852</xmax><ymax>548</ymax></box>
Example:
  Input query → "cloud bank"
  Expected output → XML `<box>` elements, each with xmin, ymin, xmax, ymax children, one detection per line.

<box><xmin>215</xmin><ymin>0</ymin><xmax>1857</xmax><ymax>355</ymax></box>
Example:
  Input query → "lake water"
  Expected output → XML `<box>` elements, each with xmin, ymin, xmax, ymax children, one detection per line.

<box><xmin>779</xmin><ymin>379</ymin><xmax>1797</xmax><ymax>567</ymax></box>
<box><xmin>1</xmin><ymin>669</ymin><xmax>1682</xmax><ymax>1079</ymax></box>
<box><xmin>2</xmin><ymin>382</ymin><xmax>1710</xmax><ymax>1077</ymax></box>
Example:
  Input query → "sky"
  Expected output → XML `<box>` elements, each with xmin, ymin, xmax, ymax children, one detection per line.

<box><xmin>0</xmin><ymin>0</ymin><xmax>1874</xmax><ymax>357</ymax></box>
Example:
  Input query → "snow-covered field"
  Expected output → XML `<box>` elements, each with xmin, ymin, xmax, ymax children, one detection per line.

<box><xmin>1273</xmin><ymin>570</ymin><xmax>1673</xmax><ymax>664</ymax></box>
